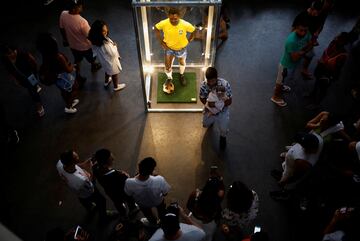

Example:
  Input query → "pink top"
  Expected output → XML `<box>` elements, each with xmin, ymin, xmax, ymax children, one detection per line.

<box><xmin>59</xmin><ymin>11</ymin><xmax>92</xmax><ymax>51</ymax></box>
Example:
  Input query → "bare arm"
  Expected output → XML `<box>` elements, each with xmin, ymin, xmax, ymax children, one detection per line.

<box><xmin>58</xmin><ymin>53</ymin><xmax>74</xmax><ymax>73</ymax></box>
<box><xmin>188</xmin><ymin>31</ymin><xmax>195</xmax><ymax>42</ymax></box>
<box><xmin>290</xmin><ymin>41</ymin><xmax>315</xmax><ymax>62</ymax></box>
<box><xmin>155</xmin><ymin>28</ymin><xmax>168</xmax><ymax>50</ymax></box>
<box><xmin>27</xmin><ymin>52</ymin><xmax>38</xmax><ymax>73</ymax></box>
<box><xmin>305</xmin><ymin>111</ymin><xmax>329</xmax><ymax>130</ymax></box>
<box><xmin>179</xmin><ymin>207</ymin><xmax>203</xmax><ymax>230</ymax></box>
<box><xmin>60</xmin><ymin>28</ymin><xmax>69</xmax><ymax>47</ymax></box>
<box><xmin>224</xmin><ymin>97</ymin><xmax>232</xmax><ymax>107</ymax></box>
<box><xmin>200</xmin><ymin>97</ymin><xmax>207</xmax><ymax>105</ymax></box>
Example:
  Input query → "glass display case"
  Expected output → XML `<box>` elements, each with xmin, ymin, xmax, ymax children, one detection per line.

<box><xmin>132</xmin><ymin>0</ymin><xmax>222</xmax><ymax>112</ymax></box>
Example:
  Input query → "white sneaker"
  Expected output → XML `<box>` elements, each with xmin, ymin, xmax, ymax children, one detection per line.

<box><xmin>64</xmin><ymin>107</ymin><xmax>77</xmax><ymax>114</ymax></box>
<box><xmin>114</xmin><ymin>83</ymin><xmax>126</xmax><ymax>91</ymax></box>
<box><xmin>104</xmin><ymin>77</ymin><xmax>112</xmax><ymax>87</ymax></box>
<box><xmin>72</xmin><ymin>99</ymin><xmax>79</xmax><ymax>108</ymax></box>
<box><xmin>140</xmin><ymin>217</ymin><xmax>150</xmax><ymax>226</ymax></box>
<box><xmin>36</xmin><ymin>85</ymin><xmax>42</xmax><ymax>93</ymax></box>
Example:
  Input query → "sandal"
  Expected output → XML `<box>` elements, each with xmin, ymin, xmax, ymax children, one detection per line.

<box><xmin>270</xmin><ymin>97</ymin><xmax>287</xmax><ymax>107</ymax></box>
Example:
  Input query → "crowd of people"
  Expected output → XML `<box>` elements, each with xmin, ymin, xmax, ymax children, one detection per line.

<box><xmin>1</xmin><ymin>0</ymin><xmax>126</xmax><ymax>116</ymax></box>
<box><xmin>54</xmin><ymin>149</ymin><xmax>263</xmax><ymax>241</ymax></box>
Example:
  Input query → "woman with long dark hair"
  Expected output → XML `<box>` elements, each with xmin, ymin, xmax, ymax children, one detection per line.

<box><xmin>88</xmin><ymin>20</ymin><xmax>126</xmax><ymax>92</ymax></box>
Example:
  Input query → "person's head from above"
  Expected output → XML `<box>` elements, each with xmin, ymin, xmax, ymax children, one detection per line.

<box><xmin>216</xmin><ymin>85</ymin><xmax>226</xmax><ymax>98</ymax></box>
<box><xmin>88</xmin><ymin>20</ymin><xmax>108</xmax><ymax>46</ymax></box>
<box><xmin>168</xmin><ymin>7</ymin><xmax>180</xmax><ymax>26</ymax></box>
<box><xmin>294</xmin><ymin>20</ymin><xmax>309</xmax><ymax>38</ymax></box>
<box><xmin>138</xmin><ymin>157</ymin><xmax>156</xmax><ymax>176</ymax></box>
<box><xmin>295</xmin><ymin>132</ymin><xmax>319</xmax><ymax>154</ymax></box>
<box><xmin>60</xmin><ymin>149</ymin><xmax>80</xmax><ymax>167</ymax></box>
<box><xmin>68</xmin><ymin>0</ymin><xmax>84</xmax><ymax>13</ymax></box>
<box><xmin>308</xmin><ymin>1</ymin><xmax>323</xmax><ymax>17</ymax></box>
<box><xmin>0</xmin><ymin>44</ymin><xmax>17</xmax><ymax>62</ymax></box>
<box><xmin>200</xmin><ymin>177</ymin><xmax>224</xmax><ymax>202</ymax></box>
<box><xmin>205</xmin><ymin>67</ymin><xmax>218</xmax><ymax>89</ymax></box>
<box><xmin>161</xmin><ymin>204</ymin><xmax>180</xmax><ymax>239</ymax></box>
<box><xmin>94</xmin><ymin>148</ymin><xmax>113</xmax><ymax>168</ymax></box>
<box><xmin>333</xmin><ymin>31</ymin><xmax>354</xmax><ymax>47</ymax></box>
<box><xmin>227</xmin><ymin>181</ymin><xmax>254</xmax><ymax>214</ymax></box>
<box><xmin>36</xmin><ymin>32</ymin><xmax>59</xmax><ymax>56</ymax></box>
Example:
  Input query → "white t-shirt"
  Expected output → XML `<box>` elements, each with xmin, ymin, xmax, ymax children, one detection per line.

<box><xmin>92</xmin><ymin>37</ymin><xmax>122</xmax><ymax>76</ymax></box>
<box><xmin>149</xmin><ymin>223</ymin><xmax>206</xmax><ymax>241</ymax></box>
<box><xmin>282</xmin><ymin>132</ymin><xmax>323</xmax><ymax>178</ymax></box>
<box><xmin>355</xmin><ymin>141</ymin><xmax>360</xmax><ymax>160</ymax></box>
<box><xmin>124</xmin><ymin>175</ymin><xmax>170</xmax><ymax>208</ymax></box>
<box><xmin>56</xmin><ymin>160</ymin><xmax>94</xmax><ymax>198</ymax></box>
<box><xmin>322</xmin><ymin>230</ymin><xmax>345</xmax><ymax>241</ymax></box>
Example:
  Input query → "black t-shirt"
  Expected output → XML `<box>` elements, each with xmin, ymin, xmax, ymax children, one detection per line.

<box><xmin>93</xmin><ymin>166</ymin><xmax>128</xmax><ymax>201</ymax></box>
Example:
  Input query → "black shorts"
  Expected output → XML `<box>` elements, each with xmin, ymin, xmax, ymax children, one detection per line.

<box><xmin>71</xmin><ymin>48</ymin><xmax>95</xmax><ymax>63</ymax></box>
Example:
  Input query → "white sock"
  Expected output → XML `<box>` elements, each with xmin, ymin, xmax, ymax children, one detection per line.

<box><xmin>179</xmin><ymin>65</ymin><xmax>186</xmax><ymax>75</ymax></box>
<box><xmin>165</xmin><ymin>69</ymin><xmax>173</xmax><ymax>79</ymax></box>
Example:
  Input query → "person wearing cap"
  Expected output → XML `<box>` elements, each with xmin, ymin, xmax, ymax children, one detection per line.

<box><xmin>271</xmin><ymin>132</ymin><xmax>324</xmax><ymax>186</ymax></box>
<box><xmin>149</xmin><ymin>204</ymin><xmax>206</xmax><ymax>241</ymax></box>
<box><xmin>154</xmin><ymin>7</ymin><xmax>195</xmax><ymax>94</ymax></box>
<box><xmin>59</xmin><ymin>0</ymin><xmax>101</xmax><ymax>82</ymax></box>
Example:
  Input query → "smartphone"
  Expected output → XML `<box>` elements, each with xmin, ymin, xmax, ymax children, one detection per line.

<box><xmin>254</xmin><ymin>226</ymin><xmax>261</xmax><ymax>233</ymax></box>
<box><xmin>74</xmin><ymin>225</ymin><xmax>82</xmax><ymax>240</ymax></box>
<box><xmin>340</xmin><ymin>207</ymin><xmax>347</xmax><ymax>214</ymax></box>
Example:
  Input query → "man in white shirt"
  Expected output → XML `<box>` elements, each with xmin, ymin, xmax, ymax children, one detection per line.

<box><xmin>124</xmin><ymin>157</ymin><xmax>171</xmax><ymax>225</ymax></box>
<box><xmin>149</xmin><ymin>203</ymin><xmax>205</xmax><ymax>241</ymax></box>
<box><xmin>56</xmin><ymin>150</ymin><xmax>115</xmax><ymax>220</ymax></box>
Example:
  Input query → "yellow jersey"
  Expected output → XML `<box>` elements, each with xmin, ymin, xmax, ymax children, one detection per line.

<box><xmin>155</xmin><ymin>18</ymin><xmax>195</xmax><ymax>50</ymax></box>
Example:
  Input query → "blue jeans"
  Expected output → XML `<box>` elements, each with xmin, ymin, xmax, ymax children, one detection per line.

<box><xmin>165</xmin><ymin>48</ymin><xmax>187</xmax><ymax>58</ymax></box>
<box><xmin>203</xmin><ymin>107</ymin><xmax>230</xmax><ymax>137</ymax></box>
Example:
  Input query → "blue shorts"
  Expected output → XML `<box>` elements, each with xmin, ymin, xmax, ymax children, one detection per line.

<box><xmin>165</xmin><ymin>48</ymin><xmax>187</xmax><ymax>58</ymax></box>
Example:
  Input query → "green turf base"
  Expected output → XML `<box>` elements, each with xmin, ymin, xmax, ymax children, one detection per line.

<box><xmin>157</xmin><ymin>72</ymin><xmax>197</xmax><ymax>103</ymax></box>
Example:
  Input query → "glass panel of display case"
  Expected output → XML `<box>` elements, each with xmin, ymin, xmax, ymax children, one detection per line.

<box><xmin>132</xmin><ymin>0</ymin><xmax>222</xmax><ymax>112</ymax></box>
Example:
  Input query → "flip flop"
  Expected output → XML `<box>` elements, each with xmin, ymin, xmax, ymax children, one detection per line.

<box><xmin>270</xmin><ymin>97</ymin><xmax>287</xmax><ymax>107</ymax></box>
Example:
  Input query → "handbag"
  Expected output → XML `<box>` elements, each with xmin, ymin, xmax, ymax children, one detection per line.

<box><xmin>56</xmin><ymin>72</ymin><xmax>75</xmax><ymax>92</ymax></box>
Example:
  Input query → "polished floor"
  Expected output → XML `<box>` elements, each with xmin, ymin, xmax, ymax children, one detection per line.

<box><xmin>0</xmin><ymin>1</ymin><xmax>359</xmax><ymax>241</ymax></box>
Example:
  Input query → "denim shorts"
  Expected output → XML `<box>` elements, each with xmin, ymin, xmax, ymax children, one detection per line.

<box><xmin>165</xmin><ymin>48</ymin><xmax>187</xmax><ymax>58</ymax></box>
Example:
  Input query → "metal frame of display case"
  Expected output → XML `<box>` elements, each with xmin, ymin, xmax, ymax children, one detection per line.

<box><xmin>132</xmin><ymin>0</ymin><xmax>222</xmax><ymax>112</ymax></box>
